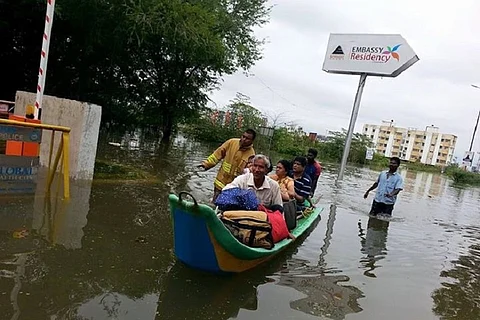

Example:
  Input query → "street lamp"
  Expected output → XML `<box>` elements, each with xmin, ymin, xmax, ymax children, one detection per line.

<box><xmin>469</xmin><ymin>85</ymin><xmax>480</xmax><ymax>152</ymax></box>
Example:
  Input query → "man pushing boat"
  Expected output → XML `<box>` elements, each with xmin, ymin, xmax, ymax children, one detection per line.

<box><xmin>198</xmin><ymin>129</ymin><xmax>256</xmax><ymax>202</ymax></box>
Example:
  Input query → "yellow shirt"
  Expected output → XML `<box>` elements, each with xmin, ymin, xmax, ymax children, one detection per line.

<box><xmin>269</xmin><ymin>174</ymin><xmax>295</xmax><ymax>199</ymax></box>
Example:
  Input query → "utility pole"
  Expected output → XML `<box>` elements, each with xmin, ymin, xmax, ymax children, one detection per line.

<box><xmin>470</xmin><ymin>85</ymin><xmax>480</xmax><ymax>152</ymax></box>
<box><xmin>469</xmin><ymin>110</ymin><xmax>480</xmax><ymax>152</ymax></box>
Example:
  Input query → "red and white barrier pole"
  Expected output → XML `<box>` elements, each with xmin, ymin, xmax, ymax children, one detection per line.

<box><xmin>34</xmin><ymin>0</ymin><xmax>55</xmax><ymax>120</ymax></box>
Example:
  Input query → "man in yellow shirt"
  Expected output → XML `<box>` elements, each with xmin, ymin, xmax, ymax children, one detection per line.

<box><xmin>198</xmin><ymin>129</ymin><xmax>256</xmax><ymax>202</ymax></box>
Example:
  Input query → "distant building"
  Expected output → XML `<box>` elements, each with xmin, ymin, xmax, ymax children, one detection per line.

<box><xmin>308</xmin><ymin>132</ymin><xmax>317</xmax><ymax>142</ymax></box>
<box><xmin>316</xmin><ymin>134</ymin><xmax>329</xmax><ymax>142</ymax></box>
<box><xmin>362</xmin><ymin>121</ymin><xmax>457</xmax><ymax>166</ymax></box>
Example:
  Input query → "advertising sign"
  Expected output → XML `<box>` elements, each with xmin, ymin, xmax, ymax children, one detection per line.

<box><xmin>323</xmin><ymin>33</ymin><xmax>419</xmax><ymax>77</ymax></box>
<box><xmin>0</xmin><ymin>155</ymin><xmax>39</xmax><ymax>195</ymax></box>
<box><xmin>365</xmin><ymin>148</ymin><xmax>375</xmax><ymax>160</ymax></box>
<box><xmin>462</xmin><ymin>151</ymin><xmax>474</xmax><ymax>166</ymax></box>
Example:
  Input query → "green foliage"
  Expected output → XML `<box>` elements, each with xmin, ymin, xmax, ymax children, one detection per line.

<box><xmin>402</xmin><ymin>162</ymin><xmax>442</xmax><ymax>173</ymax></box>
<box><xmin>1</xmin><ymin>0</ymin><xmax>271</xmax><ymax>139</ymax></box>
<box><xmin>317</xmin><ymin>130</ymin><xmax>373</xmax><ymax>164</ymax></box>
<box><xmin>273</xmin><ymin>127</ymin><xmax>311</xmax><ymax>157</ymax></box>
<box><xmin>446</xmin><ymin>167</ymin><xmax>480</xmax><ymax>185</ymax></box>
<box><xmin>94</xmin><ymin>160</ymin><xmax>152</xmax><ymax>180</ymax></box>
<box><xmin>183</xmin><ymin>93</ymin><xmax>265</xmax><ymax>143</ymax></box>
<box><xmin>185</xmin><ymin>103</ymin><xmax>376</xmax><ymax>165</ymax></box>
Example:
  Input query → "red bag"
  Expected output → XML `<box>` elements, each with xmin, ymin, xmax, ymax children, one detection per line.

<box><xmin>258</xmin><ymin>204</ymin><xmax>290</xmax><ymax>243</ymax></box>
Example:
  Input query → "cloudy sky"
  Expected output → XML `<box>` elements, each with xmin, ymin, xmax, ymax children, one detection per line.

<box><xmin>208</xmin><ymin>0</ymin><xmax>480</xmax><ymax>160</ymax></box>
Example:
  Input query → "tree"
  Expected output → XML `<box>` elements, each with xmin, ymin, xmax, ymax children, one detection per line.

<box><xmin>318</xmin><ymin>130</ymin><xmax>373</xmax><ymax>164</ymax></box>
<box><xmin>1</xmin><ymin>0</ymin><xmax>271</xmax><ymax>140</ymax></box>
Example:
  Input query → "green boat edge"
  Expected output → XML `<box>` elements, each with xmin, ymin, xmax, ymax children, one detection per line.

<box><xmin>168</xmin><ymin>193</ymin><xmax>324</xmax><ymax>261</ymax></box>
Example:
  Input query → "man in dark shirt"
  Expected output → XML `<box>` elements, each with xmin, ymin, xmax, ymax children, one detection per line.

<box><xmin>289</xmin><ymin>156</ymin><xmax>312</xmax><ymax>209</ymax></box>
<box><xmin>304</xmin><ymin>148</ymin><xmax>322</xmax><ymax>196</ymax></box>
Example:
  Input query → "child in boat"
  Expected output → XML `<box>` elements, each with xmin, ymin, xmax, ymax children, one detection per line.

<box><xmin>242</xmin><ymin>155</ymin><xmax>255</xmax><ymax>174</ymax></box>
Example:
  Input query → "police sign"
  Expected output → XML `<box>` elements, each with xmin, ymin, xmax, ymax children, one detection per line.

<box><xmin>0</xmin><ymin>125</ymin><xmax>42</xmax><ymax>142</ymax></box>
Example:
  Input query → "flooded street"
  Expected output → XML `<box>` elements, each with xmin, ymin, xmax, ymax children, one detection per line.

<box><xmin>1</xmin><ymin>133</ymin><xmax>480</xmax><ymax>320</ymax></box>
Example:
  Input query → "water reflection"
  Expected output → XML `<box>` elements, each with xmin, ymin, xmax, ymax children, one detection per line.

<box><xmin>277</xmin><ymin>270</ymin><xmax>364</xmax><ymax>319</ymax></box>
<box><xmin>358</xmin><ymin>217</ymin><xmax>390</xmax><ymax>278</ymax></box>
<box><xmin>404</xmin><ymin>171</ymin><xmax>449</xmax><ymax>199</ymax></box>
<box><xmin>155</xmin><ymin>264</ymin><xmax>265</xmax><ymax>320</ymax></box>
<box><xmin>432</xmin><ymin>226</ymin><xmax>480</xmax><ymax>319</ymax></box>
<box><xmin>274</xmin><ymin>204</ymin><xmax>364</xmax><ymax>320</ymax></box>
<box><xmin>1</xmin><ymin>131</ymin><xmax>480</xmax><ymax>319</ymax></box>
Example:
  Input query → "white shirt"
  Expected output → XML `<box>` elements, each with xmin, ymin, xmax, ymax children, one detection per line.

<box><xmin>223</xmin><ymin>173</ymin><xmax>283</xmax><ymax>207</ymax></box>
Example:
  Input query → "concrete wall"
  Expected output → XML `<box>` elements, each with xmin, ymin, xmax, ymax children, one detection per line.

<box><xmin>14</xmin><ymin>91</ymin><xmax>102</xmax><ymax>180</ymax></box>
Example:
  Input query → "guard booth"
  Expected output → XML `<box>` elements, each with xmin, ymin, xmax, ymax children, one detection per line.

<box><xmin>0</xmin><ymin>103</ymin><xmax>70</xmax><ymax>198</ymax></box>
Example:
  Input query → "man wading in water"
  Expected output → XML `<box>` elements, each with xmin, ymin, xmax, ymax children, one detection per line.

<box><xmin>198</xmin><ymin>129</ymin><xmax>256</xmax><ymax>202</ymax></box>
<box><xmin>364</xmin><ymin>157</ymin><xmax>404</xmax><ymax>216</ymax></box>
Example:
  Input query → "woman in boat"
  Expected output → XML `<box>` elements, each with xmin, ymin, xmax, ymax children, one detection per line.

<box><xmin>269</xmin><ymin>160</ymin><xmax>295</xmax><ymax>202</ymax></box>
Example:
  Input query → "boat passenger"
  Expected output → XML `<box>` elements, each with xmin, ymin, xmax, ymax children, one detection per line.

<box><xmin>305</xmin><ymin>148</ymin><xmax>322</xmax><ymax>196</ymax></box>
<box><xmin>222</xmin><ymin>154</ymin><xmax>283</xmax><ymax>209</ymax></box>
<box><xmin>289</xmin><ymin>156</ymin><xmax>313</xmax><ymax>208</ymax></box>
<box><xmin>242</xmin><ymin>155</ymin><xmax>255</xmax><ymax>174</ymax></box>
<box><xmin>269</xmin><ymin>160</ymin><xmax>295</xmax><ymax>202</ymax></box>
<box><xmin>198</xmin><ymin>129</ymin><xmax>256</xmax><ymax>202</ymax></box>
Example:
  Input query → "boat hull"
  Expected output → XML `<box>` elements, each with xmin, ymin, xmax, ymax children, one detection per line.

<box><xmin>169</xmin><ymin>192</ymin><xmax>323</xmax><ymax>274</ymax></box>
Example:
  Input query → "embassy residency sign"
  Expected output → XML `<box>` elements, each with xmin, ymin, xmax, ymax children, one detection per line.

<box><xmin>322</xmin><ymin>33</ymin><xmax>419</xmax><ymax>182</ymax></box>
<box><xmin>323</xmin><ymin>33</ymin><xmax>419</xmax><ymax>77</ymax></box>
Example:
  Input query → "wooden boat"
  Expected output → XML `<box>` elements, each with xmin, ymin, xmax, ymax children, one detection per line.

<box><xmin>168</xmin><ymin>191</ymin><xmax>324</xmax><ymax>274</ymax></box>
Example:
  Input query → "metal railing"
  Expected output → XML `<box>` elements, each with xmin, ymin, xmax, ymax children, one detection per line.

<box><xmin>0</xmin><ymin>118</ymin><xmax>71</xmax><ymax>199</ymax></box>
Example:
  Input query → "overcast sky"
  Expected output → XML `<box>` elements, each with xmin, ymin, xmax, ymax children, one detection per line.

<box><xmin>208</xmin><ymin>0</ymin><xmax>480</xmax><ymax>160</ymax></box>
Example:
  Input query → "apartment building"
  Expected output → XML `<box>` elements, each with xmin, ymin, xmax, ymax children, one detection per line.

<box><xmin>363</xmin><ymin>121</ymin><xmax>457</xmax><ymax>166</ymax></box>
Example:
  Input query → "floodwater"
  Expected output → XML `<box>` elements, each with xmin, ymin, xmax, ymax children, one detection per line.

<box><xmin>1</xmin><ymin>131</ymin><xmax>480</xmax><ymax>320</ymax></box>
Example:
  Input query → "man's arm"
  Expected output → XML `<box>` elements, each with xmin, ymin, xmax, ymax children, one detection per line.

<box><xmin>199</xmin><ymin>139</ymin><xmax>230</xmax><ymax>170</ymax></box>
<box><xmin>310</xmin><ymin>175</ymin><xmax>319</xmax><ymax>196</ymax></box>
<box><xmin>222</xmin><ymin>173</ymin><xmax>246</xmax><ymax>191</ymax></box>
<box><xmin>295</xmin><ymin>177</ymin><xmax>312</xmax><ymax>203</ymax></box>
<box><xmin>363</xmin><ymin>180</ymin><xmax>379</xmax><ymax>199</ymax></box>
<box><xmin>386</xmin><ymin>176</ymin><xmax>404</xmax><ymax>198</ymax></box>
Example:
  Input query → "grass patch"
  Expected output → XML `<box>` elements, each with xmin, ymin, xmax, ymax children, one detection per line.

<box><xmin>94</xmin><ymin>160</ymin><xmax>153</xmax><ymax>180</ymax></box>
<box><xmin>446</xmin><ymin>168</ymin><xmax>480</xmax><ymax>186</ymax></box>
<box><xmin>402</xmin><ymin>162</ymin><xmax>442</xmax><ymax>173</ymax></box>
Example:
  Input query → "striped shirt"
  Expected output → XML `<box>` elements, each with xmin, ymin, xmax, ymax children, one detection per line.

<box><xmin>291</xmin><ymin>173</ymin><xmax>311</xmax><ymax>200</ymax></box>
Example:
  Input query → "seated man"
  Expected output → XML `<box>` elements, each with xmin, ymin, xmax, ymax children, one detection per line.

<box><xmin>289</xmin><ymin>156</ymin><xmax>313</xmax><ymax>210</ymax></box>
<box><xmin>222</xmin><ymin>154</ymin><xmax>283</xmax><ymax>209</ymax></box>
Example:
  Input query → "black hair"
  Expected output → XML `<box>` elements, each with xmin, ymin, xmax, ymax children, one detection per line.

<box><xmin>293</xmin><ymin>156</ymin><xmax>307</xmax><ymax>167</ymax></box>
<box><xmin>307</xmin><ymin>148</ymin><xmax>318</xmax><ymax>157</ymax></box>
<box><xmin>391</xmin><ymin>157</ymin><xmax>401</xmax><ymax>165</ymax></box>
<box><xmin>244</xmin><ymin>128</ymin><xmax>256</xmax><ymax>140</ymax></box>
<box><xmin>277</xmin><ymin>159</ymin><xmax>292</xmax><ymax>172</ymax></box>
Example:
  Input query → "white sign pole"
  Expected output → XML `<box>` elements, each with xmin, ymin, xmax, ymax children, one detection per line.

<box><xmin>337</xmin><ymin>73</ymin><xmax>367</xmax><ymax>181</ymax></box>
<box><xmin>34</xmin><ymin>0</ymin><xmax>56</xmax><ymax>120</ymax></box>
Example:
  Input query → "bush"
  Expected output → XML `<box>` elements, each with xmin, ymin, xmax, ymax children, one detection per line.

<box><xmin>447</xmin><ymin>168</ymin><xmax>480</xmax><ymax>185</ymax></box>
